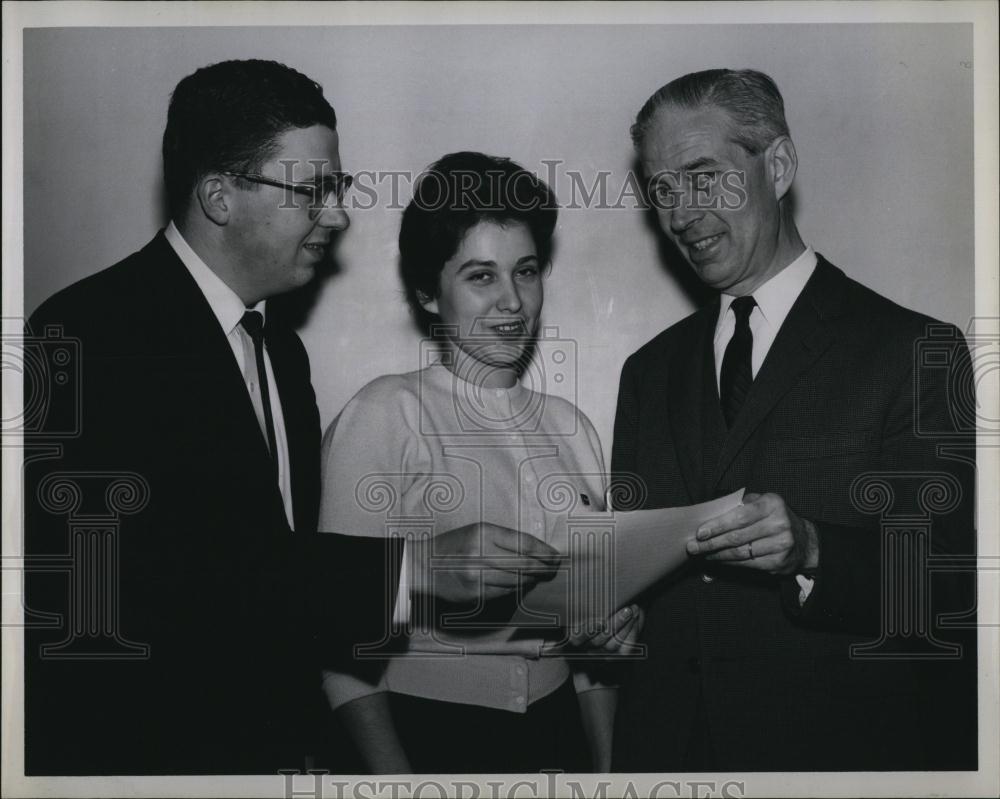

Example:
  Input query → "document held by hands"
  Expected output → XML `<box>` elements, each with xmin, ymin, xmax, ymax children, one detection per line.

<box><xmin>511</xmin><ymin>489</ymin><xmax>745</xmax><ymax>628</ymax></box>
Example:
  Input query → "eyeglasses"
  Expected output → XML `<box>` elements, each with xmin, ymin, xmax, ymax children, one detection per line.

<box><xmin>223</xmin><ymin>170</ymin><xmax>353</xmax><ymax>214</ymax></box>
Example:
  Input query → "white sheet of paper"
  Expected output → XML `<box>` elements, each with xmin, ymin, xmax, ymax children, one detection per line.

<box><xmin>510</xmin><ymin>489</ymin><xmax>745</xmax><ymax>629</ymax></box>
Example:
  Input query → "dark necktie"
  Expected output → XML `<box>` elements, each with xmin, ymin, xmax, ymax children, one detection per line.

<box><xmin>240</xmin><ymin>311</ymin><xmax>279</xmax><ymax>479</ymax></box>
<box><xmin>720</xmin><ymin>295</ymin><xmax>757</xmax><ymax>428</ymax></box>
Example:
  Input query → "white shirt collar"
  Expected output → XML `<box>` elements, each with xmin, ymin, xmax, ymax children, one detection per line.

<box><xmin>164</xmin><ymin>221</ymin><xmax>265</xmax><ymax>337</ymax></box>
<box><xmin>718</xmin><ymin>247</ymin><xmax>817</xmax><ymax>328</ymax></box>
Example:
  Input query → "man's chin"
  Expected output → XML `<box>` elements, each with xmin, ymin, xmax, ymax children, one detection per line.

<box><xmin>283</xmin><ymin>264</ymin><xmax>318</xmax><ymax>291</ymax></box>
<box><xmin>689</xmin><ymin>259</ymin><xmax>736</xmax><ymax>291</ymax></box>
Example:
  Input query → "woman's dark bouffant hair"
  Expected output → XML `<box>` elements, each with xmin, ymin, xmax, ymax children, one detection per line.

<box><xmin>399</xmin><ymin>151</ymin><xmax>558</xmax><ymax>335</ymax></box>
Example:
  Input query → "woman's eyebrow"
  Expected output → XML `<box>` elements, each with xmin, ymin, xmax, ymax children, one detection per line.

<box><xmin>456</xmin><ymin>259</ymin><xmax>497</xmax><ymax>271</ymax></box>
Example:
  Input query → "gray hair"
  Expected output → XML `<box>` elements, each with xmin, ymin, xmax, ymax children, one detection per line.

<box><xmin>631</xmin><ymin>68</ymin><xmax>790</xmax><ymax>155</ymax></box>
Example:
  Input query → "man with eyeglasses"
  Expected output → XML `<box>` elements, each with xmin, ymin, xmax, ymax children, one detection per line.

<box><xmin>24</xmin><ymin>59</ymin><xmax>563</xmax><ymax>776</ymax></box>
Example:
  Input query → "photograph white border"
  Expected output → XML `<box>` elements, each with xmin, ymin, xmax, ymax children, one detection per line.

<box><xmin>3</xmin><ymin>2</ymin><xmax>997</xmax><ymax>797</ymax></box>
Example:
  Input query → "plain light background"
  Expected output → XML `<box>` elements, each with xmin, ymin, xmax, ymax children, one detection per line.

<box><xmin>22</xmin><ymin>24</ymin><xmax>975</xmax><ymax>456</ymax></box>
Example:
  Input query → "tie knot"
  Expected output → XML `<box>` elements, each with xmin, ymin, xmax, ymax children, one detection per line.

<box><xmin>240</xmin><ymin>310</ymin><xmax>265</xmax><ymax>342</ymax></box>
<box><xmin>730</xmin><ymin>295</ymin><xmax>756</xmax><ymax>323</ymax></box>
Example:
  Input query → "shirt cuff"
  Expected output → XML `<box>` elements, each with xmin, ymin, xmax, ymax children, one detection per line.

<box><xmin>795</xmin><ymin>574</ymin><xmax>815</xmax><ymax>605</ymax></box>
<box><xmin>391</xmin><ymin>541</ymin><xmax>411</xmax><ymax>627</ymax></box>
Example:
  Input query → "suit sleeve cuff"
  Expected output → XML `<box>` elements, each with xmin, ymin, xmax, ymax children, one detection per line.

<box><xmin>781</xmin><ymin>520</ymin><xmax>881</xmax><ymax>630</ymax></box>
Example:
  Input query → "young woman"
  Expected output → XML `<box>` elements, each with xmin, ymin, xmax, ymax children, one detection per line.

<box><xmin>319</xmin><ymin>152</ymin><xmax>637</xmax><ymax>773</ymax></box>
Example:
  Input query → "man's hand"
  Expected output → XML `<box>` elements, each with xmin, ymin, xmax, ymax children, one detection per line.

<box><xmin>685</xmin><ymin>492</ymin><xmax>819</xmax><ymax>575</ymax></box>
<box><xmin>408</xmin><ymin>522</ymin><xmax>561</xmax><ymax>604</ymax></box>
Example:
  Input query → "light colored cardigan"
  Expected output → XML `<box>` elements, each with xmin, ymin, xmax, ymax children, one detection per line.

<box><xmin>319</xmin><ymin>363</ymin><xmax>607</xmax><ymax>713</ymax></box>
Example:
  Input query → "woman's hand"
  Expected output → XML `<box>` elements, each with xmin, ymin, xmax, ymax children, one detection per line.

<box><xmin>540</xmin><ymin>604</ymin><xmax>645</xmax><ymax>655</ymax></box>
<box><xmin>569</xmin><ymin>604</ymin><xmax>644</xmax><ymax>653</ymax></box>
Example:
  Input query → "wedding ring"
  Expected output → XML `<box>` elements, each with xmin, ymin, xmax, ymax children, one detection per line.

<box><xmin>747</xmin><ymin>541</ymin><xmax>755</xmax><ymax>560</ymax></box>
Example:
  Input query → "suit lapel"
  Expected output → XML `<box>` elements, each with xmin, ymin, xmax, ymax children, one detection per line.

<box><xmin>141</xmin><ymin>234</ymin><xmax>255</xmax><ymax>400</ymax></box>
<box><xmin>711</xmin><ymin>257</ymin><xmax>848</xmax><ymax>486</ymax></box>
<box><xmin>667</xmin><ymin>300</ymin><xmax>720</xmax><ymax>502</ymax></box>
<box><xmin>140</xmin><ymin>233</ymin><xmax>290</xmax><ymax>523</ymax></box>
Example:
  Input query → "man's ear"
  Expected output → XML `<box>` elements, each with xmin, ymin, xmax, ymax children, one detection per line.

<box><xmin>766</xmin><ymin>135</ymin><xmax>797</xmax><ymax>203</ymax></box>
<box><xmin>416</xmin><ymin>290</ymin><xmax>439</xmax><ymax>314</ymax></box>
<box><xmin>194</xmin><ymin>174</ymin><xmax>231</xmax><ymax>226</ymax></box>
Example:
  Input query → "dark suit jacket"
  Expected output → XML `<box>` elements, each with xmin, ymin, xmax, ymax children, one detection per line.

<box><xmin>24</xmin><ymin>232</ymin><xmax>402</xmax><ymax>775</ymax></box>
<box><xmin>610</xmin><ymin>257</ymin><xmax>977</xmax><ymax>771</ymax></box>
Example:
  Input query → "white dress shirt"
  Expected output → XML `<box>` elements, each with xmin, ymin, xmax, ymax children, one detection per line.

<box><xmin>164</xmin><ymin>222</ymin><xmax>295</xmax><ymax>530</ymax></box>
<box><xmin>713</xmin><ymin>247</ymin><xmax>818</xmax><ymax>388</ymax></box>
<box><xmin>713</xmin><ymin>247</ymin><xmax>818</xmax><ymax>601</ymax></box>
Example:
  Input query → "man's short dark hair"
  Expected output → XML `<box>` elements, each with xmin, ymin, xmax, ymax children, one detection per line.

<box><xmin>162</xmin><ymin>59</ymin><xmax>338</xmax><ymax>219</ymax></box>
<box><xmin>399</xmin><ymin>151</ymin><xmax>558</xmax><ymax>335</ymax></box>
<box><xmin>631</xmin><ymin>68</ymin><xmax>790</xmax><ymax>155</ymax></box>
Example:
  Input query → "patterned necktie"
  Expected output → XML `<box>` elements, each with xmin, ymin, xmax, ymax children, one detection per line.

<box><xmin>720</xmin><ymin>295</ymin><xmax>757</xmax><ymax>428</ymax></box>
<box><xmin>239</xmin><ymin>311</ymin><xmax>278</xmax><ymax>479</ymax></box>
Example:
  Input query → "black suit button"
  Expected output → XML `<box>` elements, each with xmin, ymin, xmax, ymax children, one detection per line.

<box><xmin>687</xmin><ymin>657</ymin><xmax>701</xmax><ymax>673</ymax></box>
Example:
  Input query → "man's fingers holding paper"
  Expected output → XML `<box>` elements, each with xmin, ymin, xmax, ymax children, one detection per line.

<box><xmin>688</xmin><ymin>493</ymin><xmax>768</xmax><ymax>546</ymax></box>
<box><xmin>686</xmin><ymin>492</ymin><xmax>818</xmax><ymax>575</ymax></box>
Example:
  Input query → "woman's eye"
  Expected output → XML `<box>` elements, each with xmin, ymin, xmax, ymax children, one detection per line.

<box><xmin>516</xmin><ymin>266</ymin><xmax>539</xmax><ymax>279</ymax></box>
<box><xmin>468</xmin><ymin>272</ymin><xmax>494</xmax><ymax>284</ymax></box>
